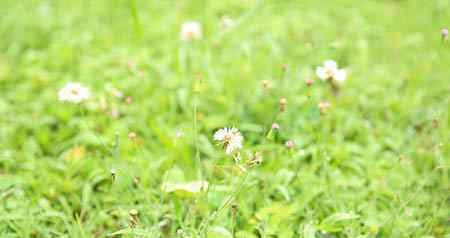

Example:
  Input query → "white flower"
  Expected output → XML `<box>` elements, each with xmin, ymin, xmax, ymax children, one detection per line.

<box><xmin>213</xmin><ymin>127</ymin><xmax>243</xmax><ymax>154</ymax></box>
<box><xmin>58</xmin><ymin>82</ymin><xmax>90</xmax><ymax>104</ymax></box>
<box><xmin>180</xmin><ymin>21</ymin><xmax>202</xmax><ymax>42</ymax></box>
<box><xmin>221</xmin><ymin>16</ymin><xmax>234</xmax><ymax>29</ymax></box>
<box><xmin>316</xmin><ymin>60</ymin><xmax>347</xmax><ymax>82</ymax></box>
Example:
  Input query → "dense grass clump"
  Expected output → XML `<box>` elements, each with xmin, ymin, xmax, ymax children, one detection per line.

<box><xmin>0</xmin><ymin>0</ymin><xmax>449</xmax><ymax>237</ymax></box>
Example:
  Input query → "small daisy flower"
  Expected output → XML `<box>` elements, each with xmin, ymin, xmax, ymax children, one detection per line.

<box><xmin>213</xmin><ymin>127</ymin><xmax>243</xmax><ymax>154</ymax></box>
<box><xmin>220</xmin><ymin>16</ymin><xmax>234</xmax><ymax>29</ymax></box>
<box><xmin>181</xmin><ymin>21</ymin><xmax>202</xmax><ymax>42</ymax></box>
<box><xmin>58</xmin><ymin>82</ymin><xmax>90</xmax><ymax>104</ymax></box>
<box><xmin>316</xmin><ymin>60</ymin><xmax>347</xmax><ymax>82</ymax></box>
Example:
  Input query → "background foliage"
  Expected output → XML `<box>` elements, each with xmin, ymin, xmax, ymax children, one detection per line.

<box><xmin>0</xmin><ymin>0</ymin><xmax>449</xmax><ymax>237</ymax></box>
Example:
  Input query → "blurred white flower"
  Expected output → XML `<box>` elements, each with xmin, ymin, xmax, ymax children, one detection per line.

<box><xmin>285</xmin><ymin>140</ymin><xmax>295</xmax><ymax>149</ymax></box>
<box><xmin>181</xmin><ymin>21</ymin><xmax>202</xmax><ymax>42</ymax></box>
<box><xmin>213</xmin><ymin>127</ymin><xmax>243</xmax><ymax>154</ymax></box>
<box><xmin>220</xmin><ymin>16</ymin><xmax>234</xmax><ymax>29</ymax></box>
<box><xmin>442</xmin><ymin>27</ymin><xmax>449</xmax><ymax>41</ymax></box>
<box><xmin>316</xmin><ymin>60</ymin><xmax>347</xmax><ymax>82</ymax></box>
<box><xmin>175</xmin><ymin>131</ymin><xmax>184</xmax><ymax>139</ymax></box>
<box><xmin>58</xmin><ymin>82</ymin><xmax>90</xmax><ymax>104</ymax></box>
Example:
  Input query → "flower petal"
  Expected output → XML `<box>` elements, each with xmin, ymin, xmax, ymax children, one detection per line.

<box><xmin>324</xmin><ymin>60</ymin><xmax>337</xmax><ymax>71</ymax></box>
<box><xmin>316</xmin><ymin>67</ymin><xmax>327</xmax><ymax>80</ymax></box>
<box><xmin>334</xmin><ymin>69</ymin><xmax>347</xmax><ymax>81</ymax></box>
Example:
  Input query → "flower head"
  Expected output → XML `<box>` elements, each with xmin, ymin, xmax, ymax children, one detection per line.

<box><xmin>213</xmin><ymin>127</ymin><xmax>243</xmax><ymax>154</ymax></box>
<box><xmin>316</xmin><ymin>60</ymin><xmax>347</xmax><ymax>82</ymax></box>
<box><xmin>58</xmin><ymin>82</ymin><xmax>90</xmax><ymax>104</ymax></box>
<box><xmin>271</xmin><ymin>123</ymin><xmax>280</xmax><ymax>130</ymax></box>
<box><xmin>318</xmin><ymin>101</ymin><xmax>331</xmax><ymax>114</ymax></box>
<box><xmin>442</xmin><ymin>27</ymin><xmax>449</xmax><ymax>41</ymax></box>
<box><xmin>220</xmin><ymin>16</ymin><xmax>234</xmax><ymax>30</ymax></box>
<box><xmin>285</xmin><ymin>140</ymin><xmax>295</xmax><ymax>149</ymax></box>
<box><xmin>181</xmin><ymin>21</ymin><xmax>202</xmax><ymax>42</ymax></box>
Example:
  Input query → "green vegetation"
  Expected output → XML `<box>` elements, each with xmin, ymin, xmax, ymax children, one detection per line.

<box><xmin>0</xmin><ymin>0</ymin><xmax>448</xmax><ymax>237</ymax></box>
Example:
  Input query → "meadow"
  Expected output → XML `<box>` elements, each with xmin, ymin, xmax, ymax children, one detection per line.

<box><xmin>0</xmin><ymin>0</ymin><xmax>449</xmax><ymax>237</ymax></box>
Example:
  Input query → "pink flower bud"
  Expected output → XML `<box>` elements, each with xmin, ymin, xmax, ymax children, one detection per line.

<box><xmin>442</xmin><ymin>28</ymin><xmax>449</xmax><ymax>40</ymax></box>
<box><xmin>285</xmin><ymin>140</ymin><xmax>295</xmax><ymax>149</ymax></box>
<box><xmin>271</xmin><ymin>123</ymin><xmax>280</xmax><ymax>130</ymax></box>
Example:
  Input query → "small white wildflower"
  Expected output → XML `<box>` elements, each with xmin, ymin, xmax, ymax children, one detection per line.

<box><xmin>58</xmin><ymin>82</ymin><xmax>90</xmax><ymax>104</ymax></box>
<box><xmin>316</xmin><ymin>60</ymin><xmax>347</xmax><ymax>82</ymax></box>
<box><xmin>180</xmin><ymin>21</ymin><xmax>202</xmax><ymax>42</ymax></box>
<box><xmin>213</xmin><ymin>127</ymin><xmax>243</xmax><ymax>154</ymax></box>
<box><xmin>285</xmin><ymin>140</ymin><xmax>295</xmax><ymax>149</ymax></box>
<box><xmin>220</xmin><ymin>16</ymin><xmax>234</xmax><ymax>29</ymax></box>
<box><xmin>175</xmin><ymin>131</ymin><xmax>184</xmax><ymax>139</ymax></box>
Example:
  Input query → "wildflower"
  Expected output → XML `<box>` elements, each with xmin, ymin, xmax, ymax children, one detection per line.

<box><xmin>128</xmin><ymin>132</ymin><xmax>137</xmax><ymax>140</ymax></box>
<box><xmin>213</xmin><ymin>127</ymin><xmax>243</xmax><ymax>154</ymax></box>
<box><xmin>220</xmin><ymin>16</ymin><xmax>234</xmax><ymax>29</ymax></box>
<box><xmin>175</xmin><ymin>131</ymin><xmax>184</xmax><ymax>139</ymax></box>
<box><xmin>318</xmin><ymin>101</ymin><xmax>331</xmax><ymax>114</ymax></box>
<box><xmin>125</xmin><ymin>96</ymin><xmax>133</xmax><ymax>104</ymax></box>
<box><xmin>262</xmin><ymin>80</ymin><xmax>273</xmax><ymax>90</ymax></box>
<box><xmin>180</xmin><ymin>21</ymin><xmax>202</xmax><ymax>42</ymax></box>
<box><xmin>111</xmin><ymin>107</ymin><xmax>120</xmax><ymax>118</ymax></box>
<box><xmin>279</xmin><ymin>98</ymin><xmax>287</xmax><ymax>112</ymax></box>
<box><xmin>316</xmin><ymin>60</ymin><xmax>347</xmax><ymax>82</ymax></box>
<box><xmin>58</xmin><ymin>82</ymin><xmax>90</xmax><ymax>103</ymax></box>
<box><xmin>442</xmin><ymin>27</ymin><xmax>449</xmax><ymax>41</ymax></box>
<box><xmin>285</xmin><ymin>140</ymin><xmax>295</xmax><ymax>149</ymax></box>
<box><xmin>271</xmin><ymin>123</ymin><xmax>280</xmax><ymax>130</ymax></box>
<box><xmin>305</xmin><ymin>78</ymin><xmax>314</xmax><ymax>86</ymax></box>
<box><xmin>281</xmin><ymin>64</ymin><xmax>289</xmax><ymax>71</ymax></box>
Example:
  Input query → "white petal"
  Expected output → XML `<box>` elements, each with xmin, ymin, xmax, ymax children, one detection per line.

<box><xmin>316</xmin><ymin>67</ymin><xmax>327</xmax><ymax>80</ymax></box>
<box><xmin>334</xmin><ymin>69</ymin><xmax>347</xmax><ymax>81</ymax></box>
<box><xmin>324</xmin><ymin>60</ymin><xmax>337</xmax><ymax>71</ymax></box>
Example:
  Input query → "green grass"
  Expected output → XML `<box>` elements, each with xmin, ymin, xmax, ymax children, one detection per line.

<box><xmin>0</xmin><ymin>0</ymin><xmax>449</xmax><ymax>237</ymax></box>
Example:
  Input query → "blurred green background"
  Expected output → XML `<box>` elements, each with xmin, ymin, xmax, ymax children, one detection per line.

<box><xmin>0</xmin><ymin>0</ymin><xmax>449</xmax><ymax>237</ymax></box>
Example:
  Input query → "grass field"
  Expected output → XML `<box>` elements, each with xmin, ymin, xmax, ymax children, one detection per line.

<box><xmin>0</xmin><ymin>0</ymin><xmax>449</xmax><ymax>237</ymax></box>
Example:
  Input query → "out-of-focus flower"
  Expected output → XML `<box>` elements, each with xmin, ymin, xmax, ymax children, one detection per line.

<box><xmin>128</xmin><ymin>132</ymin><xmax>137</xmax><ymax>140</ymax></box>
<box><xmin>213</xmin><ymin>127</ymin><xmax>243</xmax><ymax>154</ymax></box>
<box><xmin>125</xmin><ymin>96</ymin><xmax>133</xmax><ymax>104</ymax></box>
<box><xmin>58</xmin><ymin>82</ymin><xmax>90</xmax><ymax>103</ymax></box>
<box><xmin>318</xmin><ymin>101</ymin><xmax>331</xmax><ymax>114</ymax></box>
<box><xmin>316</xmin><ymin>60</ymin><xmax>346</xmax><ymax>82</ymax></box>
<box><xmin>220</xmin><ymin>16</ymin><xmax>234</xmax><ymax>29</ymax></box>
<box><xmin>305</xmin><ymin>78</ymin><xmax>314</xmax><ymax>86</ymax></box>
<box><xmin>181</xmin><ymin>21</ymin><xmax>202</xmax><ymax>41</ymax></box>
<box><xmin>285</xmin><ymin>140</ymin><xmax>295</xmax><ymax>149</ymax></box>
<box><xmin>262</xmin><ymin>80</ymin><xmax>273</xmax><ymax>90</ymax></box>
<box><xmin>175</xmin><ymin>131</ymin><xmax>184</xmax><ymax>139</ymax></box>
<box><xmin>271</xmin><ymin>123</ymin><xmax>280</xmax><ymax>130</ymax></box>
<box><xmin>442</xmin><ymin>27</ymin><xmax>449</xmax><ymax>41</ymax></box>
<box><xmin>279</xmin><ymin>98</ymin><xmax>287</xmax><ymax>112</ymax></box>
